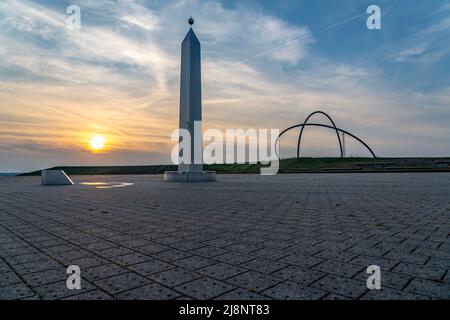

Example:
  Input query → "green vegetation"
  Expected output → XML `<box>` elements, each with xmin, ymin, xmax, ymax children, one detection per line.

<box><xmin>19</xmin><ymin>157</ymin><xmax>450</xmax><ymax>176</ymax></box>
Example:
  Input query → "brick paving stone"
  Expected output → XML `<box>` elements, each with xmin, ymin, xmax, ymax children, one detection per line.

<box><xmin>348</xmin><ymin>255</ymin><xmax>399</xmax><ymax>271</ymax></box>
<box><xmin>271</xmin><ymin>265</ymin><xmax>327</xmax><ymax>286</ymax></box>
<box><xmin>409</xmin><ymin>240</ymin><xmax>441</xmax><ymax>250</ymax></box>
<box><xmin>214</xmin><ymin>288</ymin><xmax>270</xmax><ymax>300</ymax></box>
<box><xmin>322</xmin><ymin>293</ymin><xmax>351</xmax><ymax>300</ymax></box>
<box><xmin>346</xmin><ymin>245</ymin><xmax>390</xmax><ymax>258</ymax></box>
<box><xmin>0</xmin><ymin>261</ymin><xmax>12</xmax><ymax>274</ymax></box>
<box><xmin>109</xmin><ymin>252</ymin><xmax>152</xmax><ymax>266</ymax></box>
<box><xmin>83</xmin><ymin>263</ymin><xmax>129</xmax><ymax>282</ymax></box>
<box><xmin>0</xmin><ymin>283</ymin><xmax>35</xmax><ymax>300</ymax></box>
<box><xmin>65</xmin><ymin>256</ymin><xmax>109</xmax><ymax>269</ymax></box>
<box><xmin>52</xmin><ymin>249</ymin><xmax>91</xmax><ymax>262</ymax></box>
<box><xmin>116</xmin><ymin>283</ymin><xmax>181</xmax><ymax>300</ymax></box>
<box><xmin>413</xmin><ymin>247</ymin><xmax>450</xmax><ymax>260</ymax></box>
<box><xmin>198</xmin><ymin>262</ymin><xmax>247</xmax><ymax>280</ymax></box>
<box><xmin>0</xmin><ymin>271</ymin><xmax>22</xmax><ymax>287</ymax></box>
<box><xmin>206</xmin><ymin>238</ymin><xmax>238</xmax><ymax>249</ymax></box>
<box><xmin>384</xmin><ymin>251</ymin><xmax>430</xmax><ymax>265</ymax></box>
<box><xmin>171</xmin><ymin>240</ymin><xmax>205</xmax><ymax>251</ymax></box>
<box><xmin>136</xmin><ymin>243</ymin><xmax>170</xmax><ymax>255</ymax></box>
<box><xmin>151</xmin><ymin>249</ymin><xmax>193</xmax><ymax>262</ymax></box>
<box><xmin>405</xmin><ymin>278</ymin><xmax>450</xmax><ymax>299</ymax></box>
<box><xmin>13</xmin><ymin>260</ymin><xmax>62</xmax><ymax>275</ymax></box>
<box><xmin>153</xmin><ymin>236</ymin><xmax>184</xmax><ymax>246</ymax></box>
<box><xmin>313</xmin><ymin>249</ymin><xmax>359</xmax><ymax>263</ymax></box>
<box><xmin>260</xmin><ymin>239</ymin><xmax>291</xmax><ymax>249</ymax></box>
<box><xmin>149</xmin><ymin>267</ymin><xmax>202</xmax><ymax>287</ymax></box>
<box><xmin>117</xmin><ymin>238</ymin><xmax>151</xmax><ymax>248</ymax></box>
<box><xmin>313</xmin><ymin>260</ymin><xmax>364</xmax><ymax>278</ymax></box>
<box><xmin>21</xmin><ymin>294</ymin><xmax>40</xmax><ymax>300</ymax></box>
<box><xmin>62</xmin><ymin>290</ymin><xmax>113</xmax><ymax>300</ymax></box>
<box><xmin>251</xmin><ymin>248</ymin><xmax>294</xmax><ymax>260</ymax></box>
<box><xmin>71</xmin><ymin>235</ymin><xmax>100</xmax><ymax>246</ymax></box>
<box><xmin>313</xmin><ymin>241</ymin><xmax>352</xmax><ymax>252</ymax></box>
<box><xmin>226</xmin><ymin>243</ymin><xmax>264</xmax><ymax>254</ymax></box>
<box><xmin>426</xmin><ymin>256</ymin><xmax>450</xmax><ymax>269</ymax></box>
<box><xmin>361</xmin><ymin>288</ymin><xmax>428</xmax><ymax>300</ymax></box>
<box><xmin>239</xmin><ymin>258</ymin><xmax>288</xmax><ymax>274</ymax></box>
<box><xmin>22</xmin><ymin>268</ymin><xmax>68</xmax><ymax>287</ymax></box>
<box><xmin>174</xmin><ymin>295</ymin><xmax>194</xmax><ymax>300</ymax></box>
<box><xmin>97</xmin><ymin>246</ymin><xmax>135</xmax><ymax>258</ymax></box>
<box><xmin>262</xmin><ymin>281</ymin><xmax>327</xmax><ymax>300</ymax></box>
<box><xmin>128</xmin><ymin>259</ymin><xmax>175</xmax><ymax>276</ymax></box>
<box><xmin>443</xmin><ymin>272</ymin><xmax>450</xmax><ymax>284</ymax></box>
<box><xmin>174</xmin><ymin>277</ymin><xmax>235</xmax><ymax>300</ymax></box>
<box><xmin>4</xmin><ymin>253</ymin><xmax>48</xmax><ymax>265</ymax></box>
<box><xmin>280</xmin><ymin>254</ymin><xmax>324</xmax><ymax>269</ymax></box>
<box><xmin>1</xmin><ymin>243</ymin><xmax>31</xmax><ymax>253</ymax></box>
<box><xmin>353</xmin><ymin>270</ymin><xmax>411</xmax><ymax>290</ymax></box>
<box><xmin>34</xmin><ymin>280</ymin><xmax>96</xmax><ymax>300</ymax></box>
<box><xmin>94</xmin><ymin>273</ymin><xmax>150</xmax><ymax>295</ymax></box>
<box><xmin>2</xmin><ymin>246</ymin><xmax>39</xmax><ymax>258</ymax></box>
<box><xmin>226</xmin><ymin>271</ymin><xmax>282</xmax><ymax>293</ymax></box>
<box><xmin>393</xmin><ymin>262</ymin><xmax>446</xmax><ymax>281</ymax></box>
<box><xmin>82</xmin><ymin>241</ymin><xmax>117</xmax><ymax>251</ymax></box>
<box><xmin>188</xmin><ymin>246</ymin><xmax>229</xmax><ymax>258</ymax></box>
<box><xmin>173</xmin><ymin>255</ymin><xmax>217</xmax><ymax>270</ymax></box>
<box><xmin>45</xmin><ymin>243</ymin><xmax>79</xmax><ymax>254</ymax></box>
<box><xmin>311</xmin><ymin>274</ymin><xmax>368</xmax><ymax>299</ymax></box>
<box><xmin>214</xmin><ymin>252</ymin><xmax>257</xmax><ymax>265</ymax></box>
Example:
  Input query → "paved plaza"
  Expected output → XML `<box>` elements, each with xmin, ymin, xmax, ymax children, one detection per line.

<box><xmin>1</xmin><ymin>173</ymin><xmax>449</xmax><ymax>300</ymax></box>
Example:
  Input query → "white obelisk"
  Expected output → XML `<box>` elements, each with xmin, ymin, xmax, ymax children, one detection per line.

<box><xmin>164</xmin><ymin>18</ymin><xmax>216</xmax><ymax>182</ymax></box>
<box><xmin>179</xmin><ymin>17</ymin><xmax>202</xmax><ymax>173</ymax></box>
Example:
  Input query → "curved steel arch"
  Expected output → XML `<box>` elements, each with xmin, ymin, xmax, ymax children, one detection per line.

<box><xmin>297</xmin><ymin>111</ymin><xmax>343</xmax><ymax>158</ymax></box>
<box><xmin>275</xmin><ymin>123</ymin><xmax>376</xmax><ymax>159</ymax></box>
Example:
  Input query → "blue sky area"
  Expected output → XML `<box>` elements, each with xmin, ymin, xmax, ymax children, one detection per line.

<box><xmin>0</xmin><ymin>0</ymin><xmax>449</xmax><ymax>172</ymax></box>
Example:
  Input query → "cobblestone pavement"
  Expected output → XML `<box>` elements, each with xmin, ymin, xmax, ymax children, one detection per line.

<box><xmin>1</xmin><ymin>173</ymin><xmax>449</xmax><ymax>300</ymax></box>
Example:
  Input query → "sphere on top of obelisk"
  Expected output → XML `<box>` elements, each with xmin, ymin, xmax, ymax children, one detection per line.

<box><xmin>188</xmin><ymin>17</ymin><xmax>194</xmax><ymax>27</ymax></box>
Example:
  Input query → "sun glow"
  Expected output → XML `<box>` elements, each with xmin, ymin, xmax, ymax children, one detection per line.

<box><xmin>89</xmin><ymin>135</ymin><xmax>105</xmax><ymax>151</ymax></box>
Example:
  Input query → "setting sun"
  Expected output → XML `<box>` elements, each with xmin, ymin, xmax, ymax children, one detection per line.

<box><xmin>89</xmin><ymin>135</ymin><xmax>105</xmax><ymax>151</ymax></box>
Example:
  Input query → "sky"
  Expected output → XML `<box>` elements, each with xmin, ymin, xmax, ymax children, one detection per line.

<box><xmin>0</xmin><ymin>0</ymin><xmax>449</xmax><ymax>172</ymax></box>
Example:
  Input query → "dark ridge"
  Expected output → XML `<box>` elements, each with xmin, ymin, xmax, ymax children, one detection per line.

<box><xmin>18</xmin><ymin>157</ymin><xmax>450</xmax><ymax>176</ymax></box>
<box><xmin>0</xmin><ymin>173</ymin><xmax>19</xmax><ymax>177</ymax></box>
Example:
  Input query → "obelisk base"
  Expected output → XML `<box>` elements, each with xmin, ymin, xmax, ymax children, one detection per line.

<box><xmin>164</xmin><ymin>171</ymin><xmax>216</xmax><ymax>182</ymax></box>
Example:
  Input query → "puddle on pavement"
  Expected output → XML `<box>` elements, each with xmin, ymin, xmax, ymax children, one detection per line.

<box><xmin>78</xmin><ymin>182</ymin><xmax>134</xmax><ymax>189</ymax></box>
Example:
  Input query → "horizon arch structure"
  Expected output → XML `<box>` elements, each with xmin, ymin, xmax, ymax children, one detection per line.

<box><xmin>276</xmin><ymin>111</ymin><xmax>376</xmax><ymax>159</ymax></box>
<box><xmin>297</xmin><ymin>111</ymin><xmax>343</xmax><ymax>158</ymax></box>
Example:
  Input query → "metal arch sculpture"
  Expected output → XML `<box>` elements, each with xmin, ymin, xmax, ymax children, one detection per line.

<box><xmin>297</xmin><ymin>111</ymin><xmax>343</xmax><ymax>158</ymax></box>
<box><xmin>276</xmin><ymin>122</ymin><xmax>377</xmax><ymax>159</ymax></box>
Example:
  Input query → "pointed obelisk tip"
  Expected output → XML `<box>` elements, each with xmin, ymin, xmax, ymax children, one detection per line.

<box><xmin>188</xmin><ymin>17</ymin><xmax>194</xmax><ymax>27</ymax></box>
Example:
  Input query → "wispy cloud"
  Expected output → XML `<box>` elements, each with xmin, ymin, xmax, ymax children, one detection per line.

<box><xmin>390</xmin><ymin>3</ymin><xmax>450</xmax><ymax>64</ymax></box>
<box><xmin>0</xmin><ymin>0</ymin><xmax>449</xmax><ymax>171</ymax></box>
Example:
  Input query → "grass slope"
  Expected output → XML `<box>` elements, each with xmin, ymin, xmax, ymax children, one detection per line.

<box><xmin>19</xmin><ymin>157</ymin><xmax>450</xmax><ymax>176</ymax></box>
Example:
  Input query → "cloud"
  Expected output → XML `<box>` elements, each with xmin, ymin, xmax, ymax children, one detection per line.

<box><xmin>390</xmin><ymin>3</ymin><xmax>450</xmax><ymax>64</ymax></box>
<box><xmin>0</xmin><ymin>0</ymin><xmax>449</xmax><ymax>171</ymax></box>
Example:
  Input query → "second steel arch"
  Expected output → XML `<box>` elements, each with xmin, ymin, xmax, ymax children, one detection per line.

<box><xmin>297</xmin><ymin>111</ymin><xmax>343</xmax><ymax>158</ymax></box>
